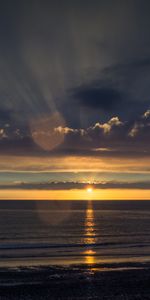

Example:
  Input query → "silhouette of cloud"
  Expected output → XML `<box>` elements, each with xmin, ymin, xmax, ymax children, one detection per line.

<box><xmin>0</xmin><ymin>180</ymin><xmax>149</xmax><ymax>190</ymax></box>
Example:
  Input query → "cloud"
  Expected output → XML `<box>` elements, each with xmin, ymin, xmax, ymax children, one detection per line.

<box><xmin>91</xmin><ymin>117</ymin><xmax>123</xmax><ymax>134</ymax></box>
<box><xmin>0</xmin><ymin>109</ymin><xmax>13</xmax><ymax>124</ymax></box>
<box><xmin>0</xmin><ymin>0</ymin><xmax>150</xmax><ymax>130</ymax></box>
<box><xmin>0</xmin><ymin>128</ymin><xmax>7</xmax><ymax>139</ymax></box>
<box><xmin>71</xmin><ymin>85</ymin><xmax>122</xmax><ymax>111</ymax></box>
<box><xmin>129</xmin><ymin>110</ymin><xmax>150</xmax><ymax>138</ymax></box>
<box><xmin>56</xmin><ymin>111</ymin><xmax>150</xmax><ymax>154</ymax></box>
<box><xmin>128</xmin><ymin>123</ymin><xmax>142</xmax><ymax>137</ymax></box>
<box><xmin>0</xmin><ymin>110</ymin><xmax>149</xmax><ymax>158</ymax></box>
<box><xmin>0</xmin><ymin>180</ymin><xmax>149</xmax><ymax>190</ymax></box>
<box><xmin>142</xmin><ymin>109</ymin><xmax>150</xmax><ymax>119</ymax></box>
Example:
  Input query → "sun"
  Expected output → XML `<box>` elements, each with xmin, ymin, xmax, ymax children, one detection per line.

<box><xmin>87</xmin><ymin>187</ymin><xmax>93</xmax><ymax>193</ymax></box>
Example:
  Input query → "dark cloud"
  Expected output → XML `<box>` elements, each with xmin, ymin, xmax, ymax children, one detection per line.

<box><xmin>0</xmin><ymin>0</ymin><xmax>150</xmax><ymax>158</ymax></box>
<box><xmin>102</xmin><ymin>60</ymin><xmax>150</xmax><ymax>114</ymax></box>
<box><xmin>0</xmin><ymin>180</ymin><xmax>149</xmax><ymax>190</ymax></box>
<box><xmin>65</xmin><ymin>56</ymin><xmax>150</xmax><ymax>126</ymax></box>
<box><xmin>0</xmin><ymin>110</ymin><xmax>149</xmax><ymax>158</ymax></box>
<box><xmin>71</xmin><ymin>85</ymin><xmax>122</xmax><ymax>111</ymax></box>
<box><xmin>0</xmin><ymin>109</ymin><xmax>12</xmax><ymax>123</ymax></box>
<box><xmin>55</xmin><ymin>111</ymin><xmax>150</xmax><ymax>155</ymax></box>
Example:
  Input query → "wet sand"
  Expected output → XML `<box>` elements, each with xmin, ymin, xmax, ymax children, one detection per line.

<box><xmin>0</xmin><ymin>263</ymin><xmax>150</xmax><ymax>299</ymax></box>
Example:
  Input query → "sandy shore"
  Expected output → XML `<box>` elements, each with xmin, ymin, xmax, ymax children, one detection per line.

<box><xmin>0</xmin><ymin>263</ymin><xmax>150</xmax><ymax>299</ymax></box>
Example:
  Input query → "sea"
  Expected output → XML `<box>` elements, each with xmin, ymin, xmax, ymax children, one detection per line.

<box><xmin>0</xmin><ymin>200</ymin><xmax>150</xmax><ymax>269</ymax></box>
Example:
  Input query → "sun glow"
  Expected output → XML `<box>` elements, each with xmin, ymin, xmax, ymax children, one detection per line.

<box><xmin>87</xmin><ymin>187</ymin><xmax>93</xmax><ymax>193</ymax></box>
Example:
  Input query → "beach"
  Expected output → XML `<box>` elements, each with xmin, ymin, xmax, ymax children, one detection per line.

<box><xmin>0</xmin><ymin>263</ymin><xmax>150</xmax><ymax>299</ymax></box>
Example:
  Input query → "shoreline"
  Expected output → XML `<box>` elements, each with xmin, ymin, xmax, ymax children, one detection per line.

<box><xmin>0</xmin><ymin>263</ymin><xmax>150</xmax><ymax>299</ymax></box>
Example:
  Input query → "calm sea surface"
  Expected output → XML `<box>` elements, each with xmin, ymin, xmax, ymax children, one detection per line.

<box><xmin>0</xmin><ymin>200</ymin><xmax>150</xmax><ymax>268</ymax></box>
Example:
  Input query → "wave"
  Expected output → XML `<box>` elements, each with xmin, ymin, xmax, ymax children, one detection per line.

<box><xmin>0</xmin><ymin>241</ymin><xmax>150</xmax><ymax>251</ymax></box>
<box><xmin>1</xmin><ymin>232</ymin><xmax>150</xmax><ymax>241</ymax></box>
<box><xmin>1</xmin><ymin>253</ymin><xmax>150</xmax><ymax>263</ymax></box>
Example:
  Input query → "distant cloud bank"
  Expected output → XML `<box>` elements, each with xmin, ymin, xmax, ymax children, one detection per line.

<box><xmin>0</xmin><ymin>180</ymin><xmax>150</xmax><ymax>190</ymax></box>
<box><xmin>0</xmin><ymin>110</ymin><xmax>149</xmax><ymax>158</ymax></box>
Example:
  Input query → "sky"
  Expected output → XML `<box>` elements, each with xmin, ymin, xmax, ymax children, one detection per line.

<box><xmin>0</xmin><ymin>0</ymin><xmax>150</xmax><ymax>199</ymax></box>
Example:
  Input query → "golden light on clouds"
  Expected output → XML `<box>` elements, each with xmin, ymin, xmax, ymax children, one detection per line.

<box><xmin>0</xmin><ymin>154</ymin><xmax>150</xmax><ymax>173</ymax></box>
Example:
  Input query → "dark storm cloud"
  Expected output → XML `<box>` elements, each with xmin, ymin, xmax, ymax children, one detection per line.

<box><xmin>71</xmin><ymin>85</ymin><xmax>122</xmax><ymax>111</ymax></box>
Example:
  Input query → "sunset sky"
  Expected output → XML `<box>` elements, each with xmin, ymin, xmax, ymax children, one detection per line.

<box><xmin>0</xmin><ymin>1</ymin><xmax>150</xmax><ymax>199</ymax></box>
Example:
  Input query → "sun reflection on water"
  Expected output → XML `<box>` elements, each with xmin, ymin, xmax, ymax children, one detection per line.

<box><xmin>83</xmin><ymin>201</ymin><xmax>97</xmax><ymax>265</ymax></box>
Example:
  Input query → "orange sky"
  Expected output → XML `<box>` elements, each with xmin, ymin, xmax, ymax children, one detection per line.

<box><xmin>0</xmin><ymin>154</ymin><xmax>149</xmax><ymax>200</ymax></box>
<box><xmin>0</xmin><ymin>189</ymin><xmax>150</xmax><ymax>200</ymax></box>
<box><xmin>0</xmin><ymin>154</ymin><xmax>150</xmax><ymax>173</ymax></box>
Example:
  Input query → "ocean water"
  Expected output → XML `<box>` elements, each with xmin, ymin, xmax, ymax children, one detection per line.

<box><xmin>0</xmin><ymin>200</ymin><xmax>150</xmax><ymax>268</ymax></box>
